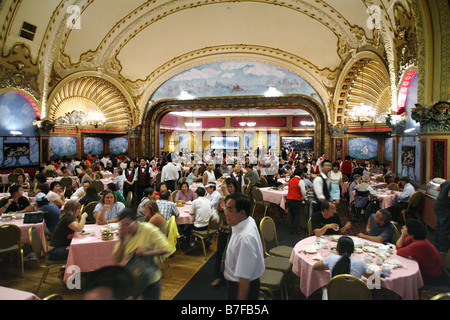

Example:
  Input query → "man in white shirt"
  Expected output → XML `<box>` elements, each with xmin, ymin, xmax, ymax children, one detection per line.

<box><xmin>390</xmin><ymin>176</ymin><xmax>415</xmax><ymax>221</ymax></box>
<box><xmin>185</xmin><ymin>187</ymin><xmax>212</xmax><ymax>254</ymax></box>
<box><xmin>205</xmin><ymin>182</ymin><xmax>222</xmax><ymax>212</ymax></box>
<box><xmin>113</xmin><ymin>169</ymin><xmax>125</xmax><ymax>195</ymax></box>
<box><xmin>160</xmin><ymin>154</ymin><xmax>180</xmax><ymax>192</ymax></box>
<box><xmin>312</xmin><ymin>159</ymin><xmax>333</xmax><ymax>214</ymax></box>
<box><xmin>73</xmin><ymin>180</ymin><xmax>91</xmax><ymax>199</ymax></box>
<box><xmin>223</xmin><ymin>193</ymin><xmax>265</xmax><ymax>300</ymax></box>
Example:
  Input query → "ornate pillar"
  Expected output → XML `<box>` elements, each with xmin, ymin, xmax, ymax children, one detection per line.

<box><xmin>125</xmin><ymin>125</ymin><xmax>143</xmax><ymax>159</ymax></box>
<box><xmin>33</xmin><ymin>120</ymin><xmax>55</xmax><ymax>164</ymax></box>
<box><xmin>327</xmin><ymin>123</ymin><xmax>348</xmax><ymax>161</ymax></box>
<box><xmin>411</xmin><ymin>101</ymin><xmax>450</xmax><ymax>181</ymax></box>
<box><xmin>385</xmin><ymin>114</ymin><xmax>407</xmax><ymax>176</ymax></box>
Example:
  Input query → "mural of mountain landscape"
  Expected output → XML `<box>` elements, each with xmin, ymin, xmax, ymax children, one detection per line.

<box><xmin>149</xmin><ymin>61</ymin><xmax>324</xmax><ymax>105</ymax></box>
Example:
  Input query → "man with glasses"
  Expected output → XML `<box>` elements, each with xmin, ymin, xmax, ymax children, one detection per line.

<box><xmin>112</xmin><ymin>208</ymin><xmax>171</xmax><ymax>300</ymax></box>
<box><xmin>223</xmin><ymin>193</ymin><xmax>265</xmax><ymax>300</ymax></box>
<box><xmin>311</xmin><ymin>200</ymin><xmax>352</xmax><ymax>237</ymax></box>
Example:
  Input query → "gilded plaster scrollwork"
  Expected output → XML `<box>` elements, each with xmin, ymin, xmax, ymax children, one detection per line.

<box><xmin>327</xmin><ymin>123</ymin><xmax>349</xmax><ymax>139</ymax></box>
<box><xmin>0</xmin><ymin>44</ymin><xmax>40</xmax><ymax>101</ymax></box>
<box><xmin>411</xmin><ymin>101</ymin><xmax>450</xmax><ymax>133</ymax></box>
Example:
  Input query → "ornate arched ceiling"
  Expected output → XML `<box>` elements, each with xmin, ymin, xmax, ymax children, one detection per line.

<box><xmin>0</xmin><ymin>0</ymin><xmax>430</xmax><ymax>127</ymax></box>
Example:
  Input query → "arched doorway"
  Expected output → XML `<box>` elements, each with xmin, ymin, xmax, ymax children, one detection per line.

<box><xmin>142</xmin><ymin>94</ymin><xmax>327</xmax><ymax>158</ymax></box>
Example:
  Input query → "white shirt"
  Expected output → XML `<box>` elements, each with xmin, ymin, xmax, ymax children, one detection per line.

<box><xmin>190</xmin><ymin>197</ymin><xmax>212</xmax><ymax>228</ymax></box>
<box><xmin>133</xmin><ymin>165</ymin><xmax>154</xmax><ymax>181</ymax></box>
<box><xmin>313</xmin><ymin>173</ymin><xmax>331</xmax><ymax>202</ymax></box>
<box><xmin>206</xmin><ymin>190</ymin><xmax>222</xmax><ymax>211</ymax></box>
<box><xmin>398</xmin><ymin>183</ymin><xmax>415</xmax><ymax>203</ymax></box>
<box><xmin>160</xmin><ymin>162</ymin><xmax>180</xmax><ymax>182</ymax></box>
<box><xmin>113</xmin><ymin>175</ymin><xmax>125</xmax><ymax>194</ymax></box>
<box><xmin>224</xmin><ymin>216</ymin><xmax>265</xmax><ymax>282</ymax></box>
<box><xmin>72</xmin><ymin>187</ymin><xmax>86</xmax><ymax>198</ymax></box>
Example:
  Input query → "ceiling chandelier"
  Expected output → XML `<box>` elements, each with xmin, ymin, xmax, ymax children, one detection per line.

<box><xmin>86</xmin><ymin>111</ymin><xmax>106</xmax><ymax>128</ymax></box>
<box><xmin>347</xmin><ymin>64</ymin><xmax>376</xmax><ymax>127</ymax></box>
<box><xmin>185</xmin><ymin>111</ymin><xmax>201</xmax><ymax>127</ymax></box>
<box><xmin>239</xmin><ymin>109</ymin><xmax>256</xmax><ymax>127</ymax></box>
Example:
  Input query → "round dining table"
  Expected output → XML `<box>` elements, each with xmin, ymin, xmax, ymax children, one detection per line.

<box><xmin>289</xmin><ymin>235</ymin><xmax>424</xmax><ymax>300</ymax></box>
<box><xmin>0</xmin><ymin>286</ymin><xmax>40</xmax><ymax>300</ymax></box>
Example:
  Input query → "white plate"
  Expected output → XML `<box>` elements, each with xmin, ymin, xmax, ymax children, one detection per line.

<box><xmin>304</xmin><ymin>245</ymin><xmax>318</xmax><ymax>254</ymax></box>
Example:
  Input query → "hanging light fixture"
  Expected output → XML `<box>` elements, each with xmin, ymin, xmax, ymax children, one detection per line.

<box><xmin>239</xmin><ymin>109</ymin><xmax>256</xmax><ymax>127</ymax></box>
<box><xmin>185</xmin><ymin>110</ymin><xmax>201</xmax><ymax>127</ymax></box>
<box><xmin>346</xmin><ymin>62</ymin><xmax>376</xmax><ymax>127</ymax></box>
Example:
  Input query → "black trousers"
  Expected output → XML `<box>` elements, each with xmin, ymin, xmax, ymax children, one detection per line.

<box><xmin>227</xmin><ymin>278</ymin><xmax>260</xmax><ymax>300</ymax></box>
<box><xmin>215</xmin><ymin>230</ymin><xmax>230</xmax><ymax>278</ymax></box>
<box><xmin>390</xmin><ymin>201</ymin><xmax>409</xmax><ymax>221</ymax></box>
<box><xmin>164</xmin><ymin>180</ymin><xmax>176</xmax><ymax>192</ymax></box>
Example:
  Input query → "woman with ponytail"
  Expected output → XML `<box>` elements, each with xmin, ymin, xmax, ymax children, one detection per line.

<box><xmin>313</xmin><ymin>236</ymin><xmax>372</xmax><ymax>279</ymax></box>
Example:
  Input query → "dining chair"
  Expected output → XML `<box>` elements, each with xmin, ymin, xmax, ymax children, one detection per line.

<box><xmin>260</xmin><ymin>177</ymin><xmax>268</xmax><ymax>187</ymax></box>
<box><xmin>259</xmin><ymin>269</ymin><xmax>286</xmax><ymax>300</ymax></box>
<box><xmin>391</xmin><ymin>221</ymin><xmax>400</xmax><ymax>244</ymax></box>
<box><xmin>28</xmin><ymin>226</ymin><xmax>66</xmax><ymax>294</ymax></box>
<box><xmin>91</xmin><ymin>180</ymin><xmax>104</xmax><ymax>194</ymax></box>
<box><xmin>387</xmin><ymin>183</ymin><xmax>399</xmax><ymax>191</ymax></box>
<box><xmin>13</xmin><ymin>168</ymin><xmax>24</xmax><ymax>174</ymax></box>
<box><xmin>307</xmin><ymin>217</ymin><xmax>312</xmax><ymax>237</ymax></box>
<box><xmin>60</xmin><ymin>177</ymin><xmax>73</xmax><ymax>197</ymax></box>
<box><xmin>8</xmin><ymin>173</ymin><xmax>18</xmax><ymax>184</ymax></box>
<box><xmin>45</xmin><ymin>170</ymin><xmax>56</xmax><ymax>178</ymax></box>
<box><xmin>126</xmin><ymin>191</ymin><xmax>133</xmax><ymax>207</ymax></box>
<box><xmin>82</xmin><ymin>201</ymin><xmax>99</xmax><ymax>224</ymax></box>
<box><xmin>430</xmin><ymin>293</ymin><xmax>450</xmax><ymax>300</ymax></box>
<box><xmin>375</xmin><ymin>176</ymin><xmax>385</xmax><ymax>182</ymax></box>
<box><xmin>250</xmin><ymin>187</ymin><xmax>270</xmax><ymax>218</ymax></box>
<box><xmin>0</xmin><ymin>224</ymin><xmax>24</xmax><ymax>277</ymax></box>
<box><xmin>260</xmin><ymin>216</ymin><xmax>293</xmax><ymax>258</ymax></box>
<box><xmin>171</xmin><ymin>190</ymin><xmax>179</xmax><ymax>201</ymax></box>
<box><xmin>189</xmin><ymin>215</ymin><xmax>219</xmax><ymax>260</ymax></box>
<box><xmin>401</xmin><ymin>191</ymin><xmax>423</xmax><ymax>224</ymax></box>
<box><xmin>327</xmin><ymin>274</ymin><xmax>372</xmax><ymax>300</ymax></box>
<box><xmin>43</xmin><ymin>294</ymin><xmax>63</xmax><ymax>300</ymax></box>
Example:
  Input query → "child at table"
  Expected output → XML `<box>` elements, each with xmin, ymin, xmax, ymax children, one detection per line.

<box><xmin>313</xmin><ymin>236</ymin><xmax>373</xmax><ymax>300</ymax></box>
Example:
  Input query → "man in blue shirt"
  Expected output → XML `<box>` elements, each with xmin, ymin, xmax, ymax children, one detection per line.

<box><xmin>358</xmin><ymin>209</ymin><xmax>395</xmax><ymax>243</ymax></box>
<box><xmin>35</xmin><ymin>192</ymin><xmax>61</xmax><ymax>235</ymax></box>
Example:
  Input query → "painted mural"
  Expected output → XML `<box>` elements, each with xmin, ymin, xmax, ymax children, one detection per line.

<box><xmin>109</xmin><ymin>137</ymin><xmax>128</xmax><ymax>155</ymax></box>
<box><xmin>149</xmin><ymin>61</ymin><xmax>324</xmax><ymax>105</ymax></box>
<box><xmin>384</xmin><ymin>137</ymin><xmax>393</xmax><ymax>162</ymax></box>
<box><xmin>49</xmin><ymin>136</ymin><xmax>77</xmax><ymax>159</ymax></box>
<box><xmin>84</xmin><ymin>137</ymin><xmax>104</xmax><ymax>156</ymax></box>
<box><xmin>348</xmin><ymin>137</ymin><xmax>378</xmax><ymax>160</ymax></box>
<box><xmin>0</xmin><ymin>91</ymin><xmax>38</xmax><ymax>137</ymax></box>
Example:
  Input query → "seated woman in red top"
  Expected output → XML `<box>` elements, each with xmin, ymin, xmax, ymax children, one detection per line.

<box><xmin>396</xmin><ymin>219</ymin><xmax>446</xmax><ymax>286</ymax></box>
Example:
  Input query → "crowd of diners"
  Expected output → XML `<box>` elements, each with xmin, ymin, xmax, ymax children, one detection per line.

<box><xmin>1</xmin><ymin>146</ymin><xmax>449</xmax><ymax>300</ymax></box>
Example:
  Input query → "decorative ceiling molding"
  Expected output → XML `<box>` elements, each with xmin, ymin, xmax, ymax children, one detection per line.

<box><xmin>48</xmin><ymin>76</ymin><xmax>135</xmax><ymax>128</ymax></box>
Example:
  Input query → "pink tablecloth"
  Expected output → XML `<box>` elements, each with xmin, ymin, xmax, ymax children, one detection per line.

<box><xmin>63</xmin><ymin>224</ymin><xmax>118</xmax><ymax>282</ymax></box>
<box><xmin>349</xmin><ymin>189</ymin><xmax>400</xmax><ymax>209</ymax></box>
<box><xmin>0</xmin><ymin>286</ymin><xmax>40</xmax><ymax>300</ymax></box>
<box><xmin>176</xmin><ymin>204</ymin><xmax>195</xmax><ymax>225</ymax></box>
<box><xmin>289</xmin><ymin>236</ymin><xmax>423</xmax><ymax>300</ymax></box>
<box><xmin>259</xmin><ymin>187</ymin><xmax>288</xmax><ymax>210</ymax></box>
<box><xmin>0</xmin><ymin>217</ymin><xmax>46</xmax><ymax>250</ymax></box>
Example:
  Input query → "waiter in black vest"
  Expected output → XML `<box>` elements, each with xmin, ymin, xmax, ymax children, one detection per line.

<box><xmin>133</xmin><ymin>157</ymin><xmax>151</xmax><ymax>205</ymax></box>
<box><xmin>312</xmin><ymin>159</ymin><xmax>333</xmax><ymax>214</ymax></box>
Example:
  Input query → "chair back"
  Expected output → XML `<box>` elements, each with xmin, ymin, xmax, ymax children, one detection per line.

<box><xmin>171</xmin><ymin>190</ymin><xmax>179</xmax><ymax>201</ymax></box>
<box><xmin>8</xmin><ymin>173</ymin><xmax>18</xmax><ymax>184</ymax></box>
<box><xmin>0</xmin><ymin>224</ymin><xmax>21</xmax><ymax>250</ymax></box>
<box><xmin>28</xmin><ymin>226</ymin><xmax>47</xmax><ymax>267</ymax></box>
<box><xmin>13</xmin><ymin>168</ymin><xmax>24</xmax><ymax>174</ymax></box>
<box><xmin>408</xmin><ymin>191</ymin><xmax>422</xmax><ymax>210</ymax></box>
<box><xmin>59</xmin><ymin>177</ymin><xmax>73</xmax><ymax>189</ymax></box>
<box><xmin>126</xmin><ymin>191</ymin><xmax>133</xmax><ymax>207</ymax></box>
<box><xmin>260</xmin><ymin>216</ymin><xmax>279</xmax><ymax>256</ymax></box>
<box><xmin>391</xmin><ymin>221</ymin><xmax>400</xmax><ymax>243</ymax></box>
<box><xmin>45</xmin><ymin>170</ymin><xmax>56</xmax><ymax>178</ymax></box>
<box><xmin>92</xmin><ymin>180</ymin><xmax>104</xmax><ymax>194</ymax></box>
<box><xmin>82</xmin><ymin>201</ymin><xmax>99</xmax><ymax>224</ymax></box>
<box><xmin>327</xmin><ymin>274</ymin><xmax>372</xmax><ymax>300</ymax></box>
<box><xmin>307</xmin><ymin>217</ymin><xmax>312</xmax><ymax>237</ymax></box>
<box><xmin>260</xmin><ymin>177</ymin><xmax>268</xmax><ymax>187</ymax></box>
<box><xmin>94</xmin><ymin>172</ymin><xmax>103</xmax><ymax>180</ymax></box>
<box><xmin>251</xmin><ymin>187</ymin><xmax>264</xmax><ymax>202</ymax></box>
<box><xmin>430</xmin><ymin>293</ymin><xmax>450</xmax><ymax>300</ymax></box>
<box><xmin>43</xmin><ymin>294</ymin><xmax>63</xmax><ymax>300</ymax></box>
<box><xmin>205</xmin><ymin>215</ymin><xmax>220</xmax><ymax>238</ymax></box>
<box><xmin>375</xmin><ymin>176</ymin><xmax>385</xmax><ymax>182</ymax></box>
<box><xmin>388</xmin><ymin>183</ymin><xmax>399</xmax><ymax>191</ymax></box>
<box><xmin>155</xmin><ymin>173</ymin><xmax>161</xmax><ymax>184</ymax></box>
